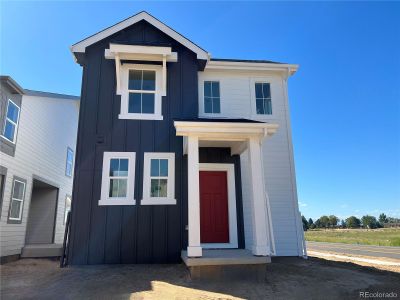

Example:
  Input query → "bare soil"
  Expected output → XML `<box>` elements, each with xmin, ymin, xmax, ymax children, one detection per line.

<box><xmin>1</xmin><ymin>257</ymin><xmax>399</xmax><ymax>299</ymax></box>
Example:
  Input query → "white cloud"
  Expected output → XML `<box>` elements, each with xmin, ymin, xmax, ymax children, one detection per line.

<box><xmin>299</xmin><ymin>201</ymin><xmax>307</xmax><ymax>207</ymax></box>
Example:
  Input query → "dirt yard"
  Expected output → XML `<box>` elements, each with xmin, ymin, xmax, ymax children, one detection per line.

<box><xmin>1</xmin><ymin>257</ymin><xmax>399</xmax><ymax>299</ymax></box>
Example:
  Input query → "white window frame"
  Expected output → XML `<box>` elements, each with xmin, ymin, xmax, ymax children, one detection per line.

<box><xmin>64</xmin><ymin>195</ymin><xmax>72</xmax><ymax>224</ymax></box>
<box><xmin>141</xmin><ymin>152</ymin><xmax>176</xmax><ymax>205</ymax></box>
<box><xmin>1</xmin><ymin>99</ymin><xmax>20</xmax><ymax>144</ymax></box>
<box><xmin>65</xmin><ymin>147</ymin><xmax>74</xmax><ymax>177</ymax></box>
<box><xmin>203</xmin><ymin>80</ymin><xmax>221</xmax><ymax>115</ymax></box>
<box><xmin>199</xmin><ymin>79</ymin><xmax>222</xmax><ymax>116</ymax></box>
<box><xmin>250</xmin><ymin>78</ymin><xmax>274</xmax><ymax>118</ymax></box>
<box><xmin>99</xmin><ymin>152</ymin><xmax>136</xmax><ymax>206</ymax></box>
<box><xmin>8</xmin><ymin>179</ymin><xmax>26</xmax><ymax>221</ymax></box>
<box><xmin>118</xmin><ymin>64</ymin><xmax>163</xmax><ymax>121</ymax></box>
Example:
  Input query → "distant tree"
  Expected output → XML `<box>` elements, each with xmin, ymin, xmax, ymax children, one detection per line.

<box><xmin>346</xmin><ymin>216</ymin><xmax>361</xmax><ymax>228</ymax></box>
<box><xmin>387</xmin><ymin>217</ymin><xmax>400</xmax><ymax>223</ymax></box>
<box><xmin>361</xmin><ymin>215</ymin><xmax>379</xmax><ymax>229</ymax></box>
<box><xmin>379</xmin><ymin>213</ymin><xmax>388</xmax><ymax>224</ymax></box>
<box><xmin>329</xmin><ymin>215</ymin><xmax>339</xmax><ymax>227</ymax></box>
<box><xmin>302</xmin><ymin>215</ymin><xmax>309</xmax><ymax>231</ymax></box>
<box><xmin>319</xmin><ymin>215</ymin><xmax>330</xmax><ymax>228</ymax></box>
<box><xmin>340</xmin><ymin>219</ymin><xmax>346</xmax><ymax>228</ymax></box>
<box><xmin>314</xmin><ymin>219</ymin><xmax>321</xmax><ymax>228</ymax></box>
<box><xmin>308</xmin><ymin>218</ymin><xmax>314</xmax><ymax>227</ymax></box>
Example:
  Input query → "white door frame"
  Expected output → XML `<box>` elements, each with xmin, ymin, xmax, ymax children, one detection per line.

<box><xmin>199</xmin><ymin>163</ymin><xmax>238</xmax><ymax>249</ymax></box>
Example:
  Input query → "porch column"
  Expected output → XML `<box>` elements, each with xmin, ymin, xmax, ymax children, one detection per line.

<box><xmin>187</xmin><ymin>135</ymin><xmax>202</xmax><ymax>257</ymax></box>
<box><xmin>248</xmin><ymin>136</ymin><xmax>270</xmax><ymax>256</ymax></box>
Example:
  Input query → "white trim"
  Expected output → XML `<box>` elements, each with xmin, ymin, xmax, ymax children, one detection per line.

<box><xmin>118</xmin><ymin>64</ymin><xmax>163</xmax><ymax>120</ymax></box>
<box><xmin>71</xmin><ymin>11</ymin><xmax>209</xmax><ymax>60</ymax></box>
<box><xmin>199</xmin><ymin>163</ymin><xmax>238</xmax><ymax>249</ymax></box>
<box><xmin>199</xmin><ymin>79</ymin><xmax>221</xmax><ymax>115</ymax></box>
<box><xmin>8</xmin><ymin>179</ymin><xmax>26</xmax><ymax>221</ymax></box>
<box><xmin>1</xmin><ymin>99</ymin><xmax>20</xmax><ymax>144</ymax></box>
<box><xmin>141</xmin><ymin>152</ymin><xmax>176</xmax><ymax>205</ymax></box>
<box><xmin>206</xmin><ymin>60</ymin><xmax>298</xmax><ymax>75</ymax></box>
<box><xmin>99</xmin><ymin>152</ymin><xmax>136</xmax><ymax>206</ymax></box>
<box><xmin>249</xmin><ymin>77</ymin><xmax>277</xmax><ymax>119</ymax></box>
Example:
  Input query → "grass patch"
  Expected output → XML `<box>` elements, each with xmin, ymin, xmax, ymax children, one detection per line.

<box><xmin>304</xmin><ymin>228</ymin><xmax>400</xmax><ymax>246</ymax></box>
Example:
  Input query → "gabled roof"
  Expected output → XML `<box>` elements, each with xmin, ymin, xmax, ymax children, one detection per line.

<box><xmin>71</xmin><ymin>11</ymin><xmax>210</xmax><ymax>60</ymax></box>
<box><xmin>24</xmin><ymin>89</ymin><xmax>80</xmax><ymax>101</ymax></box>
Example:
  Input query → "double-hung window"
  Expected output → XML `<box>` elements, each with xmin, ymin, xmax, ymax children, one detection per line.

<box><xmin>65</xmin><ymin>147</ymin><xmax>74</xmax><ymax>177</ymax></box>
<box><xmin>99</xmin><ymin>152</ymin><xmax>136</xmax><ymax>205</ymax></box>
<box><xmin>142</xmin><ymin>153</ymin><xmax>176</xmax><ymax>205</ymax></box>
<box><xmin>2</xmin><ymin>100</ymin><xmax>20</xmax><ymax>143</ymax></box>
<box><xmin>8</xmin><ymin>177</ymin><xmax>26</xmax><ymax>222</ymax></box>
<box><xmin>255</xmin><ymin>82</ymin><xmax>272</xmax><ymax>115</ymax></box>
<box><xmin>204</xmin><ymin>81</ymin><xmax>220</xmax><ymax>114</ymax></box>
<box><xmin>119</xmin><ymin>64</ymin><xmax>163</xmax><ymax>120</ymax></box>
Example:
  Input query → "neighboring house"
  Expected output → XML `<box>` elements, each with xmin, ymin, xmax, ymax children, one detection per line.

<box><xmin>0</xmin><ymin>76</ymin><xmax>79</xmax><ymax>263</ymax></box>
<box><xmin>67</xmin><ymin>11</ymin><xmax>306</xmax><ymax>270</ymax></box>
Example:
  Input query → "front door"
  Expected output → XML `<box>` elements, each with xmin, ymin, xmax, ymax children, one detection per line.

<box><xmin>200</xmin><ymin>171</ymin><xmax>229</xmax><ymax>243</ymax></box>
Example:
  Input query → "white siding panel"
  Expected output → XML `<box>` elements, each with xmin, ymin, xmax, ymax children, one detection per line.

<box><xmin>200</xmin><ymin>70</ymin><xmax>302</xmax><ymax>256</ymax></box>
<box><xmin>0</xmin><ymin>95</ymin><xmax>78</xmax><ymax>257</ymax></box>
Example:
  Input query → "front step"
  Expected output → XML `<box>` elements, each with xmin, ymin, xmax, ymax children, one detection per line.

<box><xmin>21</xmin><ymin>244</ymin><xmax>63</xmax><ymax>258</ymax></box>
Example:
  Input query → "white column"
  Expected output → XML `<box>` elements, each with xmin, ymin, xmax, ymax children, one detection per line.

<box><xmin>248</xmin><ymin>136</ymin><xmax>270</xmax><ymax>256</ymax></box>
<box><xmin>187</xmin><ymin>135</ymin><xmax>202</xmax><ymax>257</ymax></box>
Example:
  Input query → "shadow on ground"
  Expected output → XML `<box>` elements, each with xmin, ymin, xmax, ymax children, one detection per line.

<box><xmin>1</xmin><ymin>257</ymin><xmax>399</xmax><ymax>299</ymax></box>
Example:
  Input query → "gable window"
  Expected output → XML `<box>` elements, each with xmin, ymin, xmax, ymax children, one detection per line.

<box><xmin>255</xmin><ymin>83</ymin><xmax>272</xmax><ymax>115</ymax></box>
<box><xmin>142</xmin><ymin>153</ymin><xmax>176</xmax><ymax>205</ymax></box>
<box><xmin>8</xmin><ymin>177</ymin><xmax>26</xmax><ymax>222</ymax></box>
<box><xmin>65</xmin><ymin>147</ymin><xmax>74</xmax><ymax>177</ymax></box>
<box><xmin>64</xmin><ymin>195</ymin><xmax>71</xmax><ymax>224</ymax></box>
<box><xmin>99</xmin><ymin>152</ymin><xmax>136</xmax><ymax>205</ymax></box>
<box><xmin>2</xmin><ymin>99</ymin><xmax>20</xmax><ymax>143</ymax></box>
<box><xmin>119</xmin><ymin>64</ymin><xmax>163</xmax><ymax>120</ymax></box>
<box><xmin>204</xmin><ymin>81</ymin><xmax>220</xmax><ymax>114</ymax></box>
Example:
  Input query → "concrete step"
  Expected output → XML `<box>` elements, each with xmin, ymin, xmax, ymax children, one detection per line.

<box><xmin>21</xmin><ymin>244</ymin><xmax>63</xmax><ymax>258</ymax></box>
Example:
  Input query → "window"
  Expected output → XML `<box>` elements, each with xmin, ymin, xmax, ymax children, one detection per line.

<box><xmin>255</xmin><ymin>83</ymin><xmax>272</xmax><ymax>115</ymax></box>
<box><xmin>2</xmin><ymin>99</ymin><xmax>20</xmax><ymax>143</ymax></box>
<box><xmin>204</xmin><ymin>81</ymin><xmax>220</xmax><ymax>114</ymax></box>
<box><xmin>64</xmin><ymin>195</ymin><xmax>71</xmax><ymax>224</ymax></box>
<box><xmin>8</xmin><ymin>178</ymin><xmax>26</xmax><ymax>222</ymax></box>
<box><xmin>99</xmin><ymin>152</ymin><xmax>136</xmax><ymax>205</ymax></box>
<box><xmin>142</xmin><ymin>153</ymin><xmax>176</xmax><ymax>205</ymax></box>
<box><xmin>65</xmin><ymin>147</ymin><xmax>74</xmax><ymax>177</ymax></box>
<box><xmin>119</xmin><ymin>64</ymin><xmax>163</xmax><ymax>120</ymax></box>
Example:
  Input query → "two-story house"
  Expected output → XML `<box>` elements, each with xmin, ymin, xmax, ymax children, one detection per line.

<box><xmin>67</xmin><ymin>11</ymin><xmax>305</xmax><ymax>276</ymax></box>
<box><xmin>0</xmin><ymin>76</ymin><xmax>79</xmax><ymax>263</ymax></box>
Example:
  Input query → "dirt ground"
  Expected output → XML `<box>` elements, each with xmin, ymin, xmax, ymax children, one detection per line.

<box><xmin>1</xmin><ymin>257</ymin><xmax>399</xmax><ymax>300</ymax></box>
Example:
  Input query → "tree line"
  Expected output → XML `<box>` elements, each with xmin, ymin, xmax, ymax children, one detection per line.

<box><xmin>301</xmin><ymin>213</ymin><xmax>400</xmax><ymax>231</ymax></box>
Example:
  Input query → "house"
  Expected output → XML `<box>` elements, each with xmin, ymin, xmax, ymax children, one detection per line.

<box><xmin>67</xmin><ymin>11</ymin><xmax>306</xmax><ymax>275</ymax></box>
<box><xmin>0</xmin><ymin>76</ymin><xmax>79</xmax><ymax>263</ymax></box>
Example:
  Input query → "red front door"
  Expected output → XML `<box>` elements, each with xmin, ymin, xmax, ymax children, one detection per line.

<box><xmin>200</xmin><ymin>171</ymin><xmax>229</xmax><ymax>243</ymax></box>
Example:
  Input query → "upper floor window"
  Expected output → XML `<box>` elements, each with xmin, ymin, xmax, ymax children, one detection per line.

<box><xmin>2</xmin><ymin>99</ymin><xmax>20</xmax><ymax>143</ymax></box>
<box><xmin>204</xmin><ymin>81</ymin><xmax>220</xmax><ymax>114</ymax></box>
<box><xmin>255</xmin><ymin>83</ymin><xmax>272</xmax><ymax>115</ymax></box>
<box><xmin>119</xmin><ymin>64</ymin><xmax>163</xmax><ymax>121</ymax></box>
<box><xmin>99</xmin><ymin>152</ymin><xmax>136</xmax><ymax>205</ymax></box>
<box><xmin>65</xmin><ymin>147</ymin><xmax>74</xmax><ymax>177</ymax></box>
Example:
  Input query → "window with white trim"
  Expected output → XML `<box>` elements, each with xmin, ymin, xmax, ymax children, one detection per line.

<box><xmin>65</xmin><ymin>147</ymin><xmax>74</xmax><ymax>177</ymax></box>
<box><xmin>99</xmin><ymin>152</ymin><xmax>136</xmax><ymax>205</ymax></box>
<box><xmin>64</xmin><ymin>195</ymin><xmax>71</xmax><ymax>224</ymax></box>
<box><xmin>255</xmin><ymin>82</ymin><xmax>272</xmax><ymax>115</ymax></box>
<box><xmin>119</xmin><ymin>64</ymin><xmax>163</xmax><ymax>120</ymax></box>
<box><xmin>142</xmin><ymin>153</ymin><xmax>176</xmax><ymax>205</ymax></box>
<box><xmin>204</xmin><ymin>81</ymin><xmax>220</xmax><ymax>114</ymax></box>
<box><xmin>8</xmin><ymin>178</ymin><xmax>26</xmax><ymax>221</ymax></box>
<box><xmin>2</xmin><ymin>99</ymin><xmax>20</xmax><ymax>143</ymax></box>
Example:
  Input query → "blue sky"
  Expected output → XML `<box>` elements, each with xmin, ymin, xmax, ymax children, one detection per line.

<box><xmin>1</xmin><ymin>1</ymin><xmax>399</xmax><ymax>221</ymax></box>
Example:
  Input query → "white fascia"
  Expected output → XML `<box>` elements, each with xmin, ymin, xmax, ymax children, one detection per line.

<box><xmin>206</xmin><ymin>61</ymin><xmax>299</xmax><ymax>76</ymax></box>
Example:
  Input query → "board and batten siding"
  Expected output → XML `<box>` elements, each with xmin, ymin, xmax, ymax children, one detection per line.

<box><xmin>198</xmin><ymin>70</ymin><xmax>302</xmax><ymax>256</ymax></box>
<box><xmin>0</xmin><ymin>95</ymin><xmax>79</xmax><ymax>257</ymax></box>
<box><xmin>68</xmin><ymin>20</ymin><xmax>200</xmax><ymax>265</ymax></box>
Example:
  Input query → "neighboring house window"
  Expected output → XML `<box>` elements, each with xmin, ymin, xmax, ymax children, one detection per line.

<box><xmin>8</xmin><ymin>178</ymin><xmax>26</xmax><ymax>222</ymax></box>
<box><xmin>142</xmin><ymin>153</ymin><xmax>176</xmax><ymax>205</ymax></box>
<box><xmin>2</xmin><ymin>99</ymin><xmax>20</xmax><ymax>143</ymax></box>
<box><xmin>99</xmin><ymin>152</ymin><xmax>136</xmax><ymax>205</ymax></box>
<box><xmin>255</xmin><ymin>82</ymin><xmax>272</xmax><ymax>115</ymax></box>
<box><xmin>64</xmin><ymin>195</ymin><xmax>71</xmax><ymax>224</ymax></box>
<box><xmin>204</xmin><ymin>81</ymin><xmax>220</xmax><ymax>114</ymax></box>
<box><xmin>119</xmin><ymin>64</ymin><xmax>163</xmax><ymax>120</ymax></box>
<box><xmin>65</xmin><ymin>147</ymin><xmax>74</xmax><ymax>177</ymax></box>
